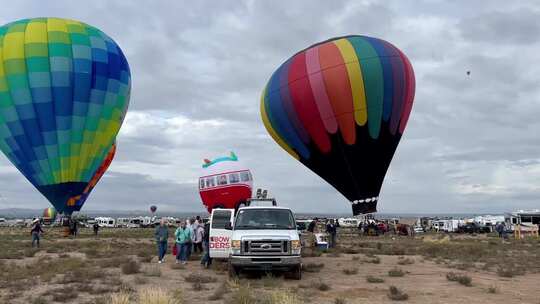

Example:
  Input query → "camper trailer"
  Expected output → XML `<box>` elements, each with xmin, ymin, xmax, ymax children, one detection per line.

<box><xmin>338</xmin><ymin>218</ymin><xmax>359</xmax><ymax>228</ymax></box>
<box><xmin>505</xmin><ymin>210</ymin><xmax>540</xmax><ymax>231</ymax></box>
<box><xmin>116</xmin><ymin>218</ymin><xmax>130</xmax><ymax>228</ymax></box>
<box><xmin>96</xmin><ymin>217</ymin><xmax>116</xmax><ymax>228</ymax></box>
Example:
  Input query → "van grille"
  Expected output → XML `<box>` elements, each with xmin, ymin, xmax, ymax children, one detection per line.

<box><xmin>243</xmin><ymin>240</ymin><xmax>289</xmax><ymax>255</ymax></box>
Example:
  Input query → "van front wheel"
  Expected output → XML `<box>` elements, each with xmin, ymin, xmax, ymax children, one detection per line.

<box><xmin>289</xmin><ymin>265</ymin><xmax>302</xmax><ymax>280</ymax></box>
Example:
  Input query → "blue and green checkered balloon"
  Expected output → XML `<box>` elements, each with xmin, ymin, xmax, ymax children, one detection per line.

<box><xmin>0</xmin><ymin>18</ymin><xmax>131</xmax><ymax>214</ymax></box>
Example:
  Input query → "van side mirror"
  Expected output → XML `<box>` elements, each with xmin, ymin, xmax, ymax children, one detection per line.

<box><xmin>224</xmin><ymin>222</ymin><xmax>233</xmax><ymax>230</ymax></box>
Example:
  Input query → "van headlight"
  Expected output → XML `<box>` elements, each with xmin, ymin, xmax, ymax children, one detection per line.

<box><xmin>291</xmin><ymin>240</ymin><xmax>301</xmax><ymax>251</ymax></box>
<box><xmin>231</xmin><ymin>240</ymin><xmax>241</xmax><ymax>249</ymax></box>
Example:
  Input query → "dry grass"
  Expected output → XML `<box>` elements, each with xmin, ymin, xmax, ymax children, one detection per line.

<box><xmin>208</xmin><ymin>281</ymin><xmax>229</xmax><ymax>300</ymax></box>
<box><xmin>144</xmin><ymin>265</ymin><xmax>162</xmax><ymax>277</ymax></box>
<box><xmin>303</xmin><ymin>262</ymin><xmax>325</xmax><ymax>273</ymax></box>
<box><xmin>110</xmin><ymin>292</ymin><xmax>131</xmax><ymax>304</ymax></box>
<box><xmin>342</xmin><ymin>268</ymin><xmax>358</xmax><ymax>275</ymax></box>
<box><xmin>366</xmin><ymin>275</ymin><xmax>385</xmax><ymax>283</ymax></box>
<box><xmin>184</xmin><ymin>273</ymin><xmax>217</xmax><ymax>284</ymax></box>
<box><xmin>314</xmin><ymin>280</ymin><xmax>331</xmax><ymax>291</ymax></box>
<box><xmin>388</xmin><ymin>267</ymin><xmax>406</xmax><ymax>277</ymax></box>
<box><xmin>446</xmin><ymin>272</ymin><xmax>472</xmax><ymax>286</ymax></box>
<box><xmin>397</xmin><ymin>257</ymin><xmax>415</xmax><ymax>265</ymax></box>
<box><xmin>121</xmin><ymin>260</ymin><xmax>141</xmax><ymax>275</ymax></box>
<box><xmin>387</xmin><ymin>286</ymin><xmax>409</xmax><ymax>301</ymax></box>
<box><xmin>138</xmin><ymin>287</ymin><xmax>182</xmax><ymax>304</ymax></box>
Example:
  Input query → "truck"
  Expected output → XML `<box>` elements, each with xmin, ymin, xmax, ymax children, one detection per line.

<box><xmin>209</xmin><ymin>205</ymin><xmax>302</xmax><ymax>280</ymax></box>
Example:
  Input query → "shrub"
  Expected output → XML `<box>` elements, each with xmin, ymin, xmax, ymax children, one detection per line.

<box><xmin>120</xmin><ymin>260</ymin><xmax>140</xmax><ymax>275</ymax></box>
<box><xmin>364</xmin><ymin>256</ymin><xmax>381</xmax><ymax>264</ymax></box>
<box><xmin>387</xmin><ymin>286</ymin><xmax>408</xmax><ymax>301</ymax></box>
<box><xmin>208</xmin><ymin>282</ymin><xmax>229</xmax><ymax>301</ymax></box>
<box><xmin>303</xmin><ymin>263</ymin><xmax>325</xmax><ymax>273</ymax></box>
<box><xmin>265</xmin><ymin>290</ymin><xmax>302</xmax><ymax>304</ymax></box>
<box><xmin>334</xmin><ymin>298</ymin><xmax>347</xmax><ymax>304</ymax></box>
<box><xmin>314</xmin><ymin>281</ymin><xmax>331</xmax><ymax>291</ymax></box>
<box><xmin>366</xmin><ymin>275</ymin><xmax>385</xmax><ymax>283</ymax></box>
<box><xmin>496</xmin><ymin>266</ymin><xmax>524</xmax><ymax>278</ymax></box>
<box><xmin>184</xmin><ymin>273</ymin><xmax>217</xmax><ymax>284</ymax></box>
<box><xmin>487</xmin><ymin>286</ymin><xmax>498</xmax><ymax>294</ymax></box>
<box><xmin>110</xmin><ymin>292</ymin><xmax>131</xmax><ymax>304</ymax></box>
<box><xmin>446</xmin><ymin>272</ymin><xmax>472</xmax><ymax>286</ymax></box>
<box><xmin>138</xmin><ymin>287</ymin><xmax>181</xmax><ymax>304</ymax></box>
<box><xmin>144</xmin><ymin>265</ymin><xmax>162</xmax><ymax>277</ymax></box>
<box><xmin>397</xmin><ymin>257</ymin><xmax>414</xmax><ymax>265</ymax></box>
<box><xmin>134</xmin><ymin>276</ymin><xmax>148</xmax><ymax>285</ymax></box>
<box><xmin>227</xmin><ymin>285</ymin><xmax>254</xmax><ymax>304</ymax></box>
<box><xmin>261</xmin><ymin>273</ymin><xmax>282</xmax><ymax>288</ymax></box>
<box><xmin>342</xmin><ymin>268</ymin><xmax>358</xmax><ymax>275</ymax></box>
<box><xmin>388</xmin><ymin>267</ymin><xmax>405</xmax><ymax>277</ymax></box>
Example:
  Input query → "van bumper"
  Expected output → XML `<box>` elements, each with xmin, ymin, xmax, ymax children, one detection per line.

<box><xmin>229</xmin><ymin>255</ymin><xmax>301</xmax><ymax>270</ymax></box>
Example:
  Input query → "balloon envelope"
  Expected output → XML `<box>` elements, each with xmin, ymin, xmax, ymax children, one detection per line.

<box><xmin>42</xmin><ymin>207</ymin><xmax>57</xmax><ymax>220</ymax></box>
<box><xmin>150</xmin><ymin>205</ymin><xmax>157</xmax><ymax>213</ymax></box>
<box><xmin>0</xmin><ymin>18</ymin><xmax>130</xmax><ymax>214</ymax></box>
<box><xmin>261</xmin><ymin>35</ymin><xmax>415</xmax><ymax>215</ymax></box>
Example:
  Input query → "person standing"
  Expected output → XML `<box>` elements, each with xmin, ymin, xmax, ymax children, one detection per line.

<box><xmin>175</xmin><ymin>221</ymin><xmax>192</xmax><ymax>264</ymax></box>
<box><xmin>30</xmin><ymin>219</ymin><xmax>44</xmax><ymax>248</ymax></box>
<box><xmin>194</xmin><ymin>223</ymin><xmax>204</xmax><ymax>254</ymax></box>
<box><xmin>200</xmin><ymin>221</ymin><xmax>212</xmax><ymax>268</ymax></box>
<box><xmin>93</xmin><ymin>222</ymin><xmax>99</xmax><ymax>236</ymax></box>
<box><xmin>326</xmin><ymin>219</ymin><xmax>337</xmax><ymax>248</ymax></box>
<box><xmin>154</xmin><ymin>219</ymin><xmax>169</xmax><ymax>263</ymax></box>
<box><xmin>186</xmin><ymin>218</ymin><xmax>196</xmax><ymax>259</ymax></box>
<box><xmin>72</xmin><ymin>220</ymin><xmax>78</xmax><ymax>237</ymax></box>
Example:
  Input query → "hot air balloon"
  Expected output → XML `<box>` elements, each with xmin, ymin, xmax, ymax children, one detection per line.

<box><xmin>0</xmin><ymin>18</ymin><xmax>130</xmax><ymax>215</ymax></box>
<box><xmin>150</xmin><ymin>205</ymin><xmax>157</xmax><ymax>214</ymax></box>
<box><xmin>261</xmin><ymin>35</ymin><xmax>415</xmax><ymax>215</ymax></box>
<box><xmin>42</xmin><ymin>207</ymin><xmax>57</xmax><ymax>224</ymax></box>
<box><xmin>199</xmin><ymin>152</ymin><xmax>253</xmax><ymax>212</ymax></box>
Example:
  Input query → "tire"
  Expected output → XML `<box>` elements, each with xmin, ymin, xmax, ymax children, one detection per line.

<box><xmin>289</xmin><ymin>265</ymin><xmax>302</xmax><ymax>280</ymax></box>
<box><xmin>228</xmin><ymin>262</ymin><xmax>239</xmax><ymax>278</ymax></box>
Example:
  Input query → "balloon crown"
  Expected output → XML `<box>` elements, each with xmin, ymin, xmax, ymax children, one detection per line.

<box><xmin>202</xmin><ymin>152</ymin><xmax>238</xmax><ymax>168</ymax></box>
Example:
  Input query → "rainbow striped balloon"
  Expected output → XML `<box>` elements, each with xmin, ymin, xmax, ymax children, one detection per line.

<box><xmin>261</xmin><ymin>35</ymin><xmax>415</xmax><ymax>215</ymax></box>
<box><xmin>42</xmin><ymin>207</ymin><xmax>57</xmax><ymax>220</ymax></box>
<box><xmin>0</xmin><ymin>18</ymin><xmax>130</xmax><ymax>214</ymax></box>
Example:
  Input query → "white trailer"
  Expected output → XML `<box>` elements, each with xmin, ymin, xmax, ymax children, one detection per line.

<box><xmin>96</xmin><ymin>217</ymin><xmax>116</xmax><ymax>228</ymax></box>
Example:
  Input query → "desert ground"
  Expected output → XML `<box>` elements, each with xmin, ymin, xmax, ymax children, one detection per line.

<box><xmin>1</xmin><ymin>227</ymin><xmax>539</xmax><ymax>304</ymax></box>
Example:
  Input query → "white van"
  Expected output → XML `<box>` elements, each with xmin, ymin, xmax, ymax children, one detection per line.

<box><xmin>209</xmin><ymin>209</ymin><xmax>235</xmax><ymax>259</ymax></box>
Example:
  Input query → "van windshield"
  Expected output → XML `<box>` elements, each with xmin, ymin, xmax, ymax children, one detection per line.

<box><xmin>234</xmin><ymin>209</ymin><xmax>295</xmax><ymax>230</ymax></box>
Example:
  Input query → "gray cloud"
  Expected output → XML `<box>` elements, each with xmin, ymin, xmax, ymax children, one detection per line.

<box><xmin>0</xmin><ymin>0</ymin><xmax>539</xmax><ymax>215</ymax></box>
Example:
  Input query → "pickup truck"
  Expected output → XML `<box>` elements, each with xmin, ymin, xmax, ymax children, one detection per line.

<box><xmin>209</xmin><ymin>206</ymin><xmax>302</xmax><ymax>279</ymax></box>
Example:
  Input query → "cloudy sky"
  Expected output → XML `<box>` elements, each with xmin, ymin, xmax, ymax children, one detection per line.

<box><xmin>0</xmin><ymin>0</ymin><xmax>539</xmax><ymax>215</ymax></box>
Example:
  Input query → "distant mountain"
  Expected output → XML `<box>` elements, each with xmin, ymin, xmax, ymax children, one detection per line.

<box><xmin>0</xmin><ymin>208</ymin><xmax>504</xmax><ymax>220</ymax></box>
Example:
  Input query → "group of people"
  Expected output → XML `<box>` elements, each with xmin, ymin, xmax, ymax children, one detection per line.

<box><xmin>154</xmin><ymin>216</ymin><xmax>212</xmax><ymax>268</ymax></box>
<box><xmin>306</xmin><ymin>218</ymin><xmax>339</xmax><ymax>248</ymax></box>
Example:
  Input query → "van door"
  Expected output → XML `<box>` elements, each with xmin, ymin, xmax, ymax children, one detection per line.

<box><xmin>209</xmin><ymin>209</ymin><xmax>234</xmax><ymax>258</ymax></box>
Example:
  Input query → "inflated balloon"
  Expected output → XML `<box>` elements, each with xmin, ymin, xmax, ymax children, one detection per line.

<box><xmin>261</xmin><ymin>35</ymin><xmax>415</xmax><ymax>215</ymax></box>
<box><xmin>199</xmin><ymin>152</ymin><xmax>253</xmax><ymax>212</ymax></box>
<box><xmin>0</xmin><ymin>18</ymin><xmax>130</xmax><ymax>214</ymax></box>
<box><xmin>42</xmin><ymin>207</ymin><xmax>57</xmax><ymax>220</ymax></box>
<box><xmin>150</xmin><ymin>205</ymin><xmax>157</xmax><ymax>213</ymax></box>
<box><xmin>66</xmin><ymin>143</ymin><xmax>116</xmax><ymax>210</ymax></box>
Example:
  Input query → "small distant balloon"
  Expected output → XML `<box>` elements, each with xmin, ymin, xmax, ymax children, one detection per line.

<box><xmin>150</xmin><ymin>205</ymin><xmax>157</xmax><ymax>213</ymax></box>
<box><xmin>466</xmin><ymin>71</ymin><xmax>471</xmax><ymax>75</ymax></box>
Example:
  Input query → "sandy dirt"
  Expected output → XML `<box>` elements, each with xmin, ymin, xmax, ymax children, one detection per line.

<box><xmin>1</xmin><ymin>228</ymin><xmax>540</xmax><ymax>304</ymax></box>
